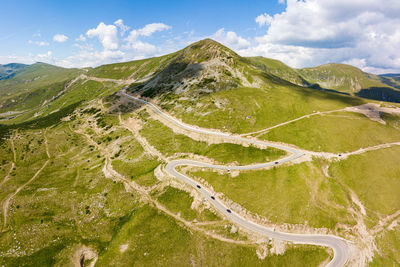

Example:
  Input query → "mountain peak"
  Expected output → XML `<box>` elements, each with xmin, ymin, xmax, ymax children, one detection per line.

<box><xmin>179</xmin><ymin>38</ymin><xmax>240</xmax><ymax>63</ymax></box>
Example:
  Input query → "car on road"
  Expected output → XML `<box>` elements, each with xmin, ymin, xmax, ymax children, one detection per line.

<box><xmin>226</xmin><ymin>209</ymin><xmax>232</xmax><ymax>213</ymax></box>
<box><xmin>196</xmin><ymin>185</ymin><xmax>201</xmax><ymax>189</ymax></box>
<box><xmin>210</xmin><ymin>196</ymin><xmax>215</xmax><ymax>200</ymax></box>
<box><xmin>274</xmin><ymin>161</ymin><xmax>279</xmax><ymax>165</ymax></box>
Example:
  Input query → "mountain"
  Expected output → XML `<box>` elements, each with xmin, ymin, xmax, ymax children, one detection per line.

<box><xmin>0</xmin><ymin>63</ymin><xmax>28</xmax><ymax>80</ymax></box>
<box><xmin>297</xmin><ymin>63</ymin><xmax>400</xmax><ymax>102</ymax></box>
<box><xmin>0</xmin><ymin>39</ymin><xmax>400</xmax><ymax>266</ymax></box>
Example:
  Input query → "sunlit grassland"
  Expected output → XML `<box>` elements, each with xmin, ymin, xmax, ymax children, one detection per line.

<box><xmin>162</xmin><ymin>85</ymin><xmax>364</xmax><ymax>134</ymax></box>
<box><xmin>139</xmin><ymin>112</ymin><xmax>286</xmax><ymax>164</ymax></box>
<box><xmin>187</xmin><ymin>160</ymin><xmax>355</xmax><ymax>230</ymax></box>
<box><xmin>330</xmin><ymin>146</ymin><xmax>400</xmax><ymax>216</ymax></box>
<box><xmin>156</xmin><ymin>186</ymin><xmax>220</xmax><ymax>222</ymax></box>
<box><xmin>96</xmin><ymin>204</ymin><xmax>330</xmax><ymax>267</ymax></box>
<box><xmin>260</xmin><ymin>111</ymin><xmax>400</xmax><ymax>153</ymax></box>
<box><xmin>0</xmin><ymin>123</ymin><xmax>138</xmax><ymax>265</ymax></box>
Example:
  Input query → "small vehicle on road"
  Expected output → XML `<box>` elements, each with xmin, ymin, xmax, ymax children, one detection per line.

<box><xmin>196</xmin><ymin>185</ymin><xmax>201</xmax><ymax>189</ymax></box>
<box><xmin>211</xmin><ymin>196</ymin><xmax>215</xmax><ymax>200</ymax></box>
<box><xmin>274</xmin><ymin>161</ymin><xmax>279</xmax><ymax>165</ymax></box>
<box><xmin>226</xmin><ymin>209</ymin><xmax>232</xmax><ymax>213</ymax></box>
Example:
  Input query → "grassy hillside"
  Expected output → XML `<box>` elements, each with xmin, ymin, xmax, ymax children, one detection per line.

<box><xmin>87</xmin><ymin>53</ymin><xmax>175</xmax><ymax>80</ymax></box>
<box><xmin>246</xmin><ymin>56</ymin><xmax>309</xmax><ymax>86</ymax></box>
<box><xmin>0</xmin><ymin>63</ymin><xmax>83</xmax><ymax>117</ymax></box>
<box><xmin>0</xmin><ymin>63</ymin><xmax>28</xmax><ymax>80</ymax></box>
<box><xmin>297</xmin><ymin>63</ymin><xmax>385</xmax><ymax>93</ymax></box>
<box><xmin>1</xmin><ymin>38</ymin><xmax>400</xmax><ymax>265</ymax></box>
<box><xmin>260</xmin><ymin>111</ymin><xmax>400</xmax><ymax>152</ymax></box>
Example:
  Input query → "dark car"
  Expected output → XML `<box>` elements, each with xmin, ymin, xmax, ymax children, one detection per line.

<box><xmin>196</xmin><ymin>185</ymin><xmax>201</xmax><ymax>189</ymax></box>
<box><xmin>338</xmin><ymin>154</ymin><xmax>342</xmax><ymax>157</ymax></box>
<box><xmin>274</xmin><ymin>161</ymin><xmax>279</xmax><ymax>165</ymax></box>
<box><xmin>226</xmin><ymin>209</ymin><xmax>232</xmax><ymax>213</ymax></box>
<box><xmin>211</xmin><ymin>196</ymin><xmax>215</xmax><ymax>200</ymax></box>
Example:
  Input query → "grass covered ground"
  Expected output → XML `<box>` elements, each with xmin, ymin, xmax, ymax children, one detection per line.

<box><xmin>156</xmin><ymin>186</ymin><xmax>220</xmax><ymax>222</ymax></box>
<box><xmin>330</xmin><ymin>146</ymin><xmax>400</xmax><ymax>217</ymax></box>
<box><xmin>87</xmin><ymin>53</ymin><xmax>174</xmax><ymax>80</ymax></box>
<box><xmin>163</xmin><ymin>85</ymin><xmax>364</xmax><ymax>134</ymax></box>
<box><xmin>0</xmin><ymin>122</ymin><xmax>138</xmax><ymax>266</ymax></box>
<box><xmin>139</xmin><ymin>113</ymin><xmax>286</xmax><ymax>164</ymax></box>
<box><xmin>187</xmin><ymin>160</ymin><xmax>355</xmax><ymax>230</ymax></box>
<box><xmin>260</xmin><ymin>111</ymin><xmax>400</xmax><ymax>153</ymax></box>
<box><xmin>96</xmin><ymin>204</ymin><xmax>330</xmax><ymax>267</ymax></box>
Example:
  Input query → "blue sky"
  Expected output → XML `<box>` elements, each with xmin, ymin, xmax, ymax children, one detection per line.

<box><xmin>1</xmin><ymin>0</ymin><xmax>399</xmax><ymax>73</ymax></box>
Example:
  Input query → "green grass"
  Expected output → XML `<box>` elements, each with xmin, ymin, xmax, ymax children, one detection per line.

<box><xmin>0</xmin><ymin>123</ymin><xmax>138</xmax><ymax>264</ymax></box>
<box><xmin>370</xmin><ymin>229</ymin><xmax>400</xmax><ymax>266</ymax></box>
<box><xmin>0</xmin><ymin>63</ymin><xmax>81</xmax><ymax>100</ymax></box>
<box><xmin>297</xmin><ymin>63</ymin><xmax>388</xmax><ymax>94</ymax></box>
<box><xmin>96</xmin><ymin>204</ymin><xmax>330</xmax><ymax>267</ymax></box>
<box><xmin>112</xmin><ymin>158</ymin><xmax>160</xmax><ymax>187</ymax></box>
<box><xmin>157</xmin><ymin>186</ymin><xmax>199</xmax><ymax>221</ymax></box>
<box><xmin>261</xmin><ymin>111</ymin><xmax>400</xmax><ymax>153</ymax></box>
<box><xmin>156</xmin><ymin>186</ymin><xmax>220</xmax><ymax>222</ymax></box>
<box><xmin>330</xmin><ymin>146</ymin><xmax>400</xmax><ymax>216</ymax></box>
<box><xmin>188</xmin><ymin>160</ymin><xmax>354</xmax><ymax>230</ymax></box>
<box><xmin>140</xmin><ymin>114</ymin><xmax>285</xmax><ymax>164</ymax></box>
<box><xmin>87</xmin><ymin>53</ymin><xmax>174</xmax><ymax>80</ymax></box>
<box><xmin>164</xmin><ymin>85</ymin><xmax>364</xmax><ymax>134</ymax></box>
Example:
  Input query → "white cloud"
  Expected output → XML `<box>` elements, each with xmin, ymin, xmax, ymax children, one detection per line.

<box><xmin>75</xmin><ymin>34</ymin><xmax>86</xmax><ymax>42</ymax></box>
<box><xmin>278</xmin><ymin>0</ymin><xmax>285</xmax><ymax>4</ymax></box>
<box><xmin>212</xmin><ymin>28</ymin><xmax>251</xmax><ymax>50</ymax></box>
<box><xmin>138</xmin><ymin>23</ymin><xmax>171</xmax><ymax>36</ymax></box>
<box><xmin>126</xmin><ymin>22</ymin><xmax>171</xmax><ymax>43</ymax></box>
<box><xmin>129</xmin><ymin>41</ymin><xmax>158</xmax><ymax>55</ymax></box>
<box><xmin>87</xmin><ymin>22</ymin><xmax>119</xmax><ymax>50</ymax></box>
<box><xmin>28</xmin><ymin>40</ymin><xmax>49</xmax><ymax>46</ymax></box>
<box><xmin>114</xmin><ymin>19</ymin><xmax>130</xmax><ymax>36</ymax></box>
<box><xmin>242</xmin><ymin>0</ymin><xmax>400</xmax><ymax>73</ymax></box>
<box><xmin>56</xmin><ymin>49</ymin><xmax>125</xmax><ymax>68</ymax></box>
<box><xmin>53</xmin><ymin>34</ymin><xmax>68</xmax><ymax>43</ymax></box>
<box><xmin>255</xmin><ymin>13</ymin><xmax>273</xmax><ymax>27</ymax></box>
<box><xmin>56</xmin><ymin>21</ymin><xmax>172</xmax><ymax>67</ymax></box>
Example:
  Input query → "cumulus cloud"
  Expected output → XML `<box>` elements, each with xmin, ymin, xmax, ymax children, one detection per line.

<box><xmin>126</xmin><ymin>22</ymin><xmax>171</xmax><ymax>43</ymax></box>
<box><xmin>87</xmin><ymin>22</ymin><xmax>119</xmax><ymax>50</ymax></box>
<box><xmin>255</xmin><ymin>13</ymin><xmax>273</xmax><ymax>27</ymax></box>
<box><xmin>53</xmin><ymin>34</ymin><xmax>68</xmax><ymax>43</ymax></box>
<box><xmin>28</xmin><ymin>40</ymin><xmax>49</xmax><ymax>46</ymax></box>
<box><xmin>241</xmin><ymin>0</ymin><xmax>400</xmax><ymax>73</ymax></box>
<box><xmin>114</xmin><ymin>19</ymin><xmax>130</xmax><ymax>36</ymax></box>
<box><xmin>58</xmin><ymin>21</ymin><xmax>172</xmax><ymax>67</ymax></box>
<box><xmin>75</xmin><ymin>34</ymin><xmax>86</xmax><ymax>42</ymax></box>
<box><xmin>212</xmin><ymin>28</ymin><xmax>251</xmax><ymax>50</ymax></box>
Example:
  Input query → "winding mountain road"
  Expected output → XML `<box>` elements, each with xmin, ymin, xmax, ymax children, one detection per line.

<box><xmin>121</xmin><ymin>88</ymin><xmax>351</xmax><ymax>267</ymax></box>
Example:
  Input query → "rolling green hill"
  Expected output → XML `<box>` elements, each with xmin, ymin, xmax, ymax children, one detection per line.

<box><xmin>0</xmin><ymin>39</ymin><xmax>399</xmax><ymax>266</ymax></box>
<box><xmin>0</xmin><ymin>63</ymin><xmax>28</xmax><ymax>80</ymax></box>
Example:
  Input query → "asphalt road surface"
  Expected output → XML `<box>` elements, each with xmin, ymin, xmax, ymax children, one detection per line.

<box><xmin>121</xmin><ymin>88</ymin><xmax>351</xmax><ymax>267</ymax></box>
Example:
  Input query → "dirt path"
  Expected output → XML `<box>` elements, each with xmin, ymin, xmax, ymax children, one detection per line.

<box><xmin>241</xmin><ymin>109</ymin><xmax>346</xmax><ymax>137</ymax></box>
<box><xmin>119</xmin><ymin>114</ymin><xmax>168</xmax><ymax>162</ymax></box>
<box><xmin>2</xmin><ymin>160</ymin><xmax>49</xmax><ymax>230</ymax></box>
<box><xmin>1</xmin><ymin>135</ymin><xmax>16</xmax><ymax>189</ymax></box>
<box><xmin>75</xmin><ymin>115</ymin><xmax>255</xmax><ymax>247</ymax></box>
<box><xmin>2</xmin><ymin>131</ymin><xmax>50</xmax><ymax>231</ymax></box>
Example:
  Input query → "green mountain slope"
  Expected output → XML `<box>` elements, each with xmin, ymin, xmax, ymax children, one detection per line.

<box><xmin>0</xmin><ymin>63</ymin><xmax>28</xmax><ymax>80</ymax></box>
<box><xmin>0</xmin><ymin>39</ymin><xmax>400</xmax><ymax>266</ymax></box>
<box><xmin>0</xmin><ymin>63</ymin><xmax>83</xmax><ymax>114</ymax></box>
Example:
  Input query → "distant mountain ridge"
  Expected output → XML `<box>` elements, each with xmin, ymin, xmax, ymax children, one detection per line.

<box><xmin>0</xmin><ymin>63</ymin><xmax>28</xmax><ymax>80</ymax></box>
